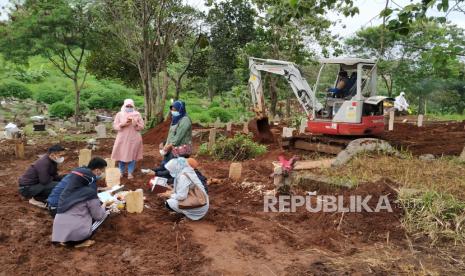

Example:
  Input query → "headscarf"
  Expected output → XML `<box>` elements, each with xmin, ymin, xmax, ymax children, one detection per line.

<box><xmin>120</xmin><ymin>98</ymin><xmax>140</xmax><ymax>121</ymax></box>
<box><xmin>170</xmin><ymin>100</ymin><xmax>187</xmax><ymax>125</ymax></box>
<box><xmin>56</xmin><ymin>167</ymin><xmax>98</xmax><ymax>214</ymax></box>
<box><xmin>165</xmin><ymin>157</ymin><xmax>189</xmax><ymax>178</ymax></box>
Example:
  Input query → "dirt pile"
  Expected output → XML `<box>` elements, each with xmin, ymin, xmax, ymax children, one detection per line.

<box><xmin>381</xmin><ymin>121</ymin><xmax>465</xmax><ymax>156</ymax></box>
<box><xmin>142</xmin><ymin>119</ymin><xmax>171</xmax><ymax>145</ymax></box>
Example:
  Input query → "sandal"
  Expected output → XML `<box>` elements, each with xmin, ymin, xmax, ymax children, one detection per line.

<box><xmin>74</xmin><ymin>240</ymin><xmax>95</xmax><ymax>248</ymax></box>
<box><xmin>29</xmin><ymin>198</ymin><xmax>47</xmax><ymax>209</ymax></box>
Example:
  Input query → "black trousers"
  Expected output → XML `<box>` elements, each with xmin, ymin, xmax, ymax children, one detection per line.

<box><xmin>19</xmin><ymin>181</ymin><xmax>58</xmax><ymax>202</ymax></box>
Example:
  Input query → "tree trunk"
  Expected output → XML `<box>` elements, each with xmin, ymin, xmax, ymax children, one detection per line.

<box><xmin>152</xmin><ymin>69</ymin><xmax>170</xmax><ymax>125</ymax></box>
<box><xmin>286</xmin><ymin>97</ymin><xmax>291</xmax><ymax>118</ymax></box>
<box><xmin>174</xmin><ymin>80</ymin><xmax>182</xmax><ymax>100</ymax></box>
<box><xmin>208</xmin><ymin>86</ymin><xmax>214</xmax><ymax>102</ymax></box>
<box><xmin>381</xmin><ymin>74</ymin><xmax>393</xmax><ymax>97</ymax></box>
<box><xmin>269</xmin><ymin>76</ymin><xmax>278</xmax><ymax>117</ymax></box>
<box><xmin>73</xmin><ymin>78</ymin><xmax>80</xmax><ymax>126</ymax></box>
<box><xmin>418</xmin><ymin>95</ymin><xmax>426</xmax><ymax>115</ymax></box>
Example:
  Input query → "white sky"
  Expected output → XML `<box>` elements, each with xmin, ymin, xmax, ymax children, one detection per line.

<box><xmin>1</xmin><ymin>0</ymin><xmax>464</xmax><ymax>39</ymax></box>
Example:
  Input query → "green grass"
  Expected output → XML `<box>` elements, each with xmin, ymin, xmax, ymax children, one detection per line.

<box><xmin>428</xmin><ymin>113</ymin><xmax>465</xmax><ymax>121</ymax></box>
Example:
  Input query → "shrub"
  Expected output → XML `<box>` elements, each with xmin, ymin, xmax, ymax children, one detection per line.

<box><xmin>35</xmin><ymin>89</ymin><xmax>68</xmax><ymax>104</ymax></box>
<box><xmin>49</xmin><ymin>101</ymin><xmax>75</xmax><ymax>118</ymax></box>
<box><xmin>199</xmin><ymin>134</ymin><xmax>267</xmax><ymax>161</ymax></box>
<box><xmin>0</xmin><ymin>81</ymin><xmax>32</xmax><ymax>99</ymax></box>
<box><xmin>208</xmin><ymin>107</ymin><xmax>232</xmax><ymax>123</ymax></box>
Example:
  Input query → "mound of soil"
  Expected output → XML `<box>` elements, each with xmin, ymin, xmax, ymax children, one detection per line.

<box><xmin>381</xmin><ymin>121</ymin><xmax>465</xmax><ymax>156</ymax></box>
<box><xmin>142</xmin><ymin>119</ymin><xmax>171</xmax><ymax>145</ymax></box>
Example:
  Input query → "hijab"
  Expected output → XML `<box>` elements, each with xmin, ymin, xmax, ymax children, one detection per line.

<box><xmin>120</xmin><ymin>99</ymin><xmax>140</xmax><ymax>121</ymax></box>
<box><xmin>171</xmin><ymin>100</ymin><xmax>187</xmax><ymax>125</ymax></box>
<box><xmin>165</xmin><ymin>157</ymin><xmax>189</xmax><ymax>178</ymax></box>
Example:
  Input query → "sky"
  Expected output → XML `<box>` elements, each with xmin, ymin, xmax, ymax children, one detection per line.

<box><xmin>1</xmin><ymin>0</ymin><xmax>464</xmax><ymax>39</ymax></box>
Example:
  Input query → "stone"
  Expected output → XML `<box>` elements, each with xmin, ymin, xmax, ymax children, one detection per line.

<box><xmin>229</xmin><ymin>162</ymin><xmax>242</xmax><ymax>181</ymax></box>
<box><xmin>105</xmin><ymin>167</ymin><xmax>121</xmax><ymax>187</ymax></box>
<box><xmin>95</xmin><ymin>124</ymin><xmax>106</xmax><ymax>139</ymax></box>
<box><xmin>125</xmin><ymin>189</ymin><xmax>144</xmax><ymax>213</ymax></box>
<box><xmin>419</xmin><ymin>154</ymin><xmax>435</xmax><ymax>161</ymax></box>
<box><xmin>226</xmin><ymin>122</ymin><xmax>232</xmax><ymax>132</ymax></box>
<box><xmin>78</xmin><ymin>149</ymin><xmax>92</xmax><ymax>167</ymax></box>
<box><xmin>82</xmin><ymin>122</ymin><xmax>92</xmax><ymax>133</ymax></box>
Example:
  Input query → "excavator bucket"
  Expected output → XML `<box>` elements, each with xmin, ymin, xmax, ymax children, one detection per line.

<box><xmin>248</xmin><ymin>117</ymin><xmax>274</xmax><ymax>143</ymax></box>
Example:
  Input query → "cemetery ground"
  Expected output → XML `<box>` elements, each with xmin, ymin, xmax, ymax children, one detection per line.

<box><xmin>1</xmin><ymin>118</ymin><xmax>465</xmax><ymax>275</ymax></box>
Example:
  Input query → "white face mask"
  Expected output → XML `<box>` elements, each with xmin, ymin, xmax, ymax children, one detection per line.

<box><xmin>55</xmin><ymin>157</ymin><xmax>65</xmax><ymax>164</ymax></box>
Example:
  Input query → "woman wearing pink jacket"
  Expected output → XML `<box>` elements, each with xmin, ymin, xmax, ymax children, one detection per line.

<box><xmin>111</xmin><ymin>99</ymin><xmax>144</xmax><ymax>179</ymax></box>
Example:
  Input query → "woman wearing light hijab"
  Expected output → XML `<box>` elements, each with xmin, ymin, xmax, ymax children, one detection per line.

<box><xmin>158</xmin><ymin>157</ymin><xmax>209</xmax><ymax>220</ymax></box>
<box><xmin>111</xmin><ymin>99</ymin><xmax>144</xmax><ymax>179</ymax></box>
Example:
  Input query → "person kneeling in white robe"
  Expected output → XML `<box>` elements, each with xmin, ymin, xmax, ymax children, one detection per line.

<box><xmin>158</xmin><ymin>157</ymin><xmax>209</xmax><ymax>220</ymax></box>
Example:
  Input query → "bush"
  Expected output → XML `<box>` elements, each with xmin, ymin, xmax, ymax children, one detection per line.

<box><xmin>208</xmin><ymin>107</ymin><xmax>232</xmax><ymax>123</ymax></box>
<box><xmin>199</xmin><ymin>134</ymin><xmax>267</xmax><ymax>161</ymax></box>
<box><xmin>49</xmin><ymin>101</ymin><xmax>75</xmax><ymax>118</ymax></box>
<box><xmin>0</xmin><ymin>81</ymin><xmax>32</xmax><ymax>99</ymax></box>
<box><xmin>35</xmin><ymin>89</ymin><xmax>68</xmax><ymax>104</ymax></box>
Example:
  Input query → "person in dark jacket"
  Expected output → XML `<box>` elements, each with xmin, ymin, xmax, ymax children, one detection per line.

<box><xmin>18</xmin><ymin>144</ymin><xmax>65</xmax><ymax>207</ymax></box>
<box><xmin>52</xmin><ymin>157</ymin><xmax>108</xmax><ymax>248</ymax></box>
<box><xmin>46</xmin><ymin>157</ymin><xmax>106</xmax><ymax>217</ymax></box>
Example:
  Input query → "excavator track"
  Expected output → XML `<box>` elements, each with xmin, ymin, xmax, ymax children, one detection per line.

<box><xmin>282</xmin><ymin>134</ymin><xmax>354</xmax><ymax>155</ymax></box>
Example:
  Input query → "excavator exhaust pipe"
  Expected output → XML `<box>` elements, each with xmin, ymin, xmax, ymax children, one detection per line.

<box><xmin>248</xmin><ymin>117</ymin><xmax>274</xmax><ymax>143</ymax></box>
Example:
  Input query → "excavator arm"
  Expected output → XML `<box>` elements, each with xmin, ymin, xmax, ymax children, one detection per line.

<box><xmin>248</xmin><ymin>57</ymin><xmax>323</xmax><ymax>119</ymax></box>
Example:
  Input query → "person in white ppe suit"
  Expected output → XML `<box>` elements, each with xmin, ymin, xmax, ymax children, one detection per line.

<box><xmin>394</xmin><ymin>92</ymin><xmax>409</xmax><ymax>114</ymax></box>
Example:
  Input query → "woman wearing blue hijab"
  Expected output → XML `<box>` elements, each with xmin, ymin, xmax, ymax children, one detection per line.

<box><xmin>147</xmin><ymin>100</ymin><xmax>192</xmax><ymax>180</ymax></box>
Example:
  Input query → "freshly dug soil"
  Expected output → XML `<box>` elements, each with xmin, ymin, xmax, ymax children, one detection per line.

<box><xmin>380</xmin><ymin>121</ymin><xmax>465</xmax><ymax>156</ymax></box>
<box><xmin>142</xmin><ymin>119</ymin><xmax>171</xmax><ymax>146</ymax></box>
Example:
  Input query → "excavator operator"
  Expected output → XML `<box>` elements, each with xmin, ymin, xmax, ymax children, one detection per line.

<box><xmin>328</xmin><ymin>71</ymin><xmax>349</xmax><ymax>98</ymax></box>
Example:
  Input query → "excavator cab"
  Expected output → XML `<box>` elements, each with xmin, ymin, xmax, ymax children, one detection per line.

<box><xmin>247</xmin><ymin>57</ymin><xmax>391</xmax><ymax>141</ymax></box>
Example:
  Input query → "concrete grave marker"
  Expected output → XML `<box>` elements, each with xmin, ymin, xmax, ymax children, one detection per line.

<box><xmin>208</xmin><ymin>129</ymin><xmax>217</xmax><ymax>150</ymax></box>
<box><xmin>82</xmin><ymin>122</ymin><xmax>92</xmax><ymax>133</ymax></box>
<box><xmin>125</xmin><ymin>189</ymin><xmax>144</xmax><ymax>213</ymax></box>
<box><xmin>78</xmin><ymin>149</ymin><xmax>92</xmax><ymax>167</ymax></box>
<box><xmin>299</xmin><ymin>118</ymin><xmax>308</xmax><ymax>134</ymax></box>
<box><xmin>229</xmin><ymin>162</ymin><xmax>242</xmax><ymax>181</ymax></box>
<box><xmin>273</xmin><ymin>114</ymin><xmax>281</xmax><ymax>125</ymax></box>
<box><xmin>417</xmin><ymin>114</ymin><xmax>424</xmax><ymax>127</ymax></box>
<box><xmin>105</xmin><ymin>158</ymin><xmax>116</xmax><ymax>168</ymax></box>
<box><xmin>243</xmin><ymin>122</ymin><xmax>249</xmax><ymax>134</ymax></box>
<box><xmin>214</xmin><ymin>117</ymin><xmax>221</xmax><ymax>129</ymax></box>
<box><xmin>388</xmin><ymin>110</ymin><xmax>395</xmax><ymax>131</ymax></box>
<box><xmin>95</xmin><ymin>124</ymin><xmax>106</xmax><ymax>139</ymax></box>
<box><xmin>282</xmin><ymin>127</ymin><xmax>296</xmax><ymax>138</ymax></box>
<box><xmin>105</xmin><ymin>167</ymin><xmax>121</xmax><ymax>187</ymax></box>
<box><xmin>15</xmin><ymin>141</ymin><xmax>25</xmax><ymax>159</ymax></box>
<box><xmin>226</xmin><ymin>122</ymin><xmax>232</xmax><ymax>132</ymax></box>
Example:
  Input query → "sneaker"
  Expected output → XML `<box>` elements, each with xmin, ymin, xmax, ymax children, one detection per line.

<box><xmin>29</xmin><ymin>198</ymin><xmax>47</xmax><ymax>209</ymax></box>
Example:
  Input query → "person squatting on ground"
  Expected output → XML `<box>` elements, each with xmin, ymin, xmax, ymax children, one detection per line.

<box><xmin>149</xmin><ymin>100</ymin><xmax>193</xmax><ymax>182</ymax></box>
<box><xmin>18</xmin><ymin>144</ymin><xmax>65</xmax><ymax>208</ymax></box>
<box><xmin>111</xmin><ymin>99</ymin><xmax>144</xmax><ymax>180</ymax></box>
<box><xmin>52</xmin><ymin>157</ymin><xmax>109</xmax><ymax>248</ymax></box>
<box><xmin>47</xmin><ymin>157</ymin><xmax>106</xmax><ymax>217</ymax></box>
<box><xmin>158</xmin><ymin>157</ymin><xmax>209</xmax><ymax>221</ymax></box>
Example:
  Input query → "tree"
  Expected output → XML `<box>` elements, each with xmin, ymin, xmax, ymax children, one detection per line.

<box><xmin>94</xmin><ymin>0</ymin><xmax>196</xmax><ymax>123</ymax></box>
<box><xmin>167</xmin><ymin>26</ymin><xmax>209</xmax><ymax>100</ymax></box>
<box><xmin>0</xmin><ymin>0</ymin><xmax>95</xmax><ymax>125</ymax></box>
<box><xmin>206</xmin><ymin>0</ymin><xmax>256</xmax><ymax>98</ymax></box>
